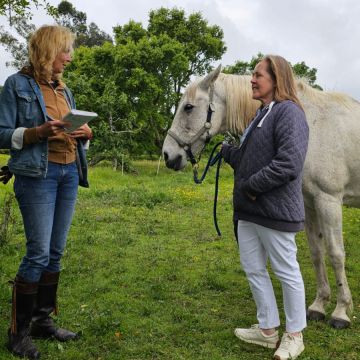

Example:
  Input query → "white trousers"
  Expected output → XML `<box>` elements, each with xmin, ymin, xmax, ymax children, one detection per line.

<box><xmin>237</xmin><ymin>220</ymin><xmax>307</xmax><ymax>333</ymax></box>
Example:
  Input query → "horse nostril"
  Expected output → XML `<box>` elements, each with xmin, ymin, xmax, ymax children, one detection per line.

<box><xmin>163</xmin><ymin>152</ymin><xmax>169</xmax><ymax>162</ymax></box>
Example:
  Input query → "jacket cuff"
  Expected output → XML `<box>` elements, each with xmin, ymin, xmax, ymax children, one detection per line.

<box><xmin>23</xmin><ymin>128</ymin><xmax>41</xmax><ymax>145</ymax></box>
<box><xmin>11</xmin><ymin>127</ymin><xmax>26</xmax><ymax>150</ymax></box>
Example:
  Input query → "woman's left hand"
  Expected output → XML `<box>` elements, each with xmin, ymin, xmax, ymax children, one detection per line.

<box><xmin>69</xmin><ymin>124</ymin><xmax>92</xmax><ymax>140</ymax></box>
<box><xmin>245</xmin><ymin>191</ymin><xmax>257</xmax><ymax>201</ymax></box>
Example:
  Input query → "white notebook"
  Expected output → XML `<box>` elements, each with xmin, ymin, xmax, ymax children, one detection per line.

<box><xmin>62</xmin><ymin>109</ymin><xmax>98</xmax><ymax>132</ymax></box>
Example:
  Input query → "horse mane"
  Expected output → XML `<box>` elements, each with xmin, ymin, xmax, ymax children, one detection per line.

<box><xmin>220</xmin><ymin>74</ymin><xmax>260</xmax><ymax>134</ymax></box>
<box><xmin>224</xmin><ymin>76</ymin><xmax>358</xmax><ymax>132</ymax></box>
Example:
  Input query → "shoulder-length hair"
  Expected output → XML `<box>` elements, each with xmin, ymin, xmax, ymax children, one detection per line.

<box><xmin>263</xmin><ymin>54</ymin><xmax>304</xmax><ymax>110</ymax></box>
<box><xmin>28</xmin><ymin>25</ymin><xmax>75</xmax><ymax>82</ymax></box>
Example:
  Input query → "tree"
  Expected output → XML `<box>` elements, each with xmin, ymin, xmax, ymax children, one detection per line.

<box><xmin>82</xmin><ymin>22</ymin><xmax>112</xmax><ymax>47</ymax></box>
<box><xmin>0</xmin><ymin>1</ymin><xmax>57</xmax><ymax>70</ymax></box>
<box><xmin>0</xmin><ymin>1</ymin><xmax>56</xmax><ymax>71</ymax></box>
<box><xmin>223</xmin><ymin>53</ymin><xmax>263</xmax><ymax>75</ymax></box>
<box><xmin>146</xmin><ymin>7</ymin><xmax>226</xmax><ymax>100</ymax></box>
<box><xmin>0</xmin><ymin>0</ymin><xmax>57</xmax><ymax>24</ymax></box>
<box><xmin>0</xmin><ymin>16</ymin><xmax>35</xmax><ymax>69</ymax></box>
<box><xmin>57</xmin><ymin>0</ymin><xmax>87</xmax><ymax>33</ymax></box>
<box><xmin>63</xmin><ymin>44</ymin><xmax>134</xmax><ymax>166</ymax></box>
<box><xmin>64</xmin><ymin>7</ymin><xmax>226</xmax><ymax>163</ymax></box>
<box><xmin>292</xmin><ymin>61</ymin><xmax>322</xmax><ymax>89</ymax></box>
<box><xmin>112</xmin><ymin>7</ymin><xmax>226</xmax><ymax>144</ymax></box>
<box><xmin>0</xmin><ymin>1</ymin><xmax>112</xmax><ymax>72</ymax></box>
<box><xmin>56</xmin><ymin>0</ymin><xmax>112</xmax><ymax>47</ymax></box>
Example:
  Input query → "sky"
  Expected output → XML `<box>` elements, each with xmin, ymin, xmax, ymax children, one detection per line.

<box><xmin>1</xmin><ymin>0</ymin><xmax>359</xmax><ymax>100</ymax></box>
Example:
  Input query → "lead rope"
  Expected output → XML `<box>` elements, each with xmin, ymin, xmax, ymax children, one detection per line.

<box><xmin>193</xmin><ymin>141</ymin><xmax>223</xmax><ymax>236</ymax></box>
<box><xmin>213</xmin><ymin>150</ymin><xmax>222</xmax><ymax>236</ymax></box>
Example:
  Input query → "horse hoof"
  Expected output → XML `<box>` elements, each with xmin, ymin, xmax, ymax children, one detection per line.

<box><xmin>329</xmin><ymin>317</ymin><xmax>350</xmax><ymax>329</ymax></box>
<box><xmin>307</xmin><ymin>309</ymin><xmax>325</xmax><ymax>321</ymax></box>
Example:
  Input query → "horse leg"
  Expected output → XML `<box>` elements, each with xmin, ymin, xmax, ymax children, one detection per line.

<box><xmin>315</xmin><ymin>195</ymin><xmax>352</xmax><ymax>328</ymax></box>
<box><xmin>305</xmin><ymin>205</ymin><xmax>330</xmax><ymax>321</ymax></box>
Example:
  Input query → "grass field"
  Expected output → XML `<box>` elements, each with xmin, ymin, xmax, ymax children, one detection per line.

<box><xmin>0</xmin><ymin>155</ymin><xmax>359</xmax><ymax>359</ymax></box>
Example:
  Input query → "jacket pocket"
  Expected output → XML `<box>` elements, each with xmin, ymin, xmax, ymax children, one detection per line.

<box><xmin>16</xmin><ymin>90</ymin><xmax>38</xmax><ymax>125</ymax></box>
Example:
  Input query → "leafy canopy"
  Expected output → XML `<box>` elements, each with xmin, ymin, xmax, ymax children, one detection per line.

<box><xmin>0</xmin><ymin>0</ymin><xmax>57</xmax><ymax>23</ymax></box>
<box><xmin>56</xmin><ymin>0</ymin><xmax>113</xmax><ymax>47</ymax></box>
<box><xmin>0</xmin><ymin>0</ymin><xmax>112</xmax><ymax>71</ymax></box>
<box><xmin>65</xmin><ymin>7</ymin><xmax>226</xmax><ymax>160</ymax></box>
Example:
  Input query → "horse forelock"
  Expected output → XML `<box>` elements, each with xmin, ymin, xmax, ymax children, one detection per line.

<box><xmin>184</xmin><ymin>79</ymin><xmax>201</xmax><ymax>102</ymax></box>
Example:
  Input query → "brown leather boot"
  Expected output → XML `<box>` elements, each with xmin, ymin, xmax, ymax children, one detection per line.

<box><xmin>7</xmin><ymin>275</ymin><xmax>41</xmax><ymax>360</ymax></box>
<box><xmin>30</xmin><ymin>271</ymin><xmax>78</xmax><ymax>342</ymax></box>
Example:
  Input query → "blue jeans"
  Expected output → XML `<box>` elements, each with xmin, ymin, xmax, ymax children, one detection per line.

<box><xmin>14</xmin><ymin>162</ymin><xmax>79</xmax><ymax>282</ymax></box>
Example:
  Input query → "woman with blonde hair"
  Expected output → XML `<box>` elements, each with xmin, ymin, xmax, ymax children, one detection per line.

<box><xmin>221</xmin><ymin>55</ymin><xmax>309</xmax><ymax>360</ymax></box>
<box><xmin>0</xmin><ymin>25</ymin><xmax>92</xmax><ymax>359</ymax></box>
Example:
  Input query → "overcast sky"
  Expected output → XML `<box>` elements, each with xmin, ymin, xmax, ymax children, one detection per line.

<box><xmin>1</xmin><ymin>0</ymin><xmax>359</xmax><ymax>100</ymax></box>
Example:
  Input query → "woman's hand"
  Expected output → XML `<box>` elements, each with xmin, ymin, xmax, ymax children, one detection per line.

<box><xmin>36</xmin><ymin>120</ymin><xmax>70</xmax><ymax>138</ymax></box>
<box><xmin>245</xmin><ymin>191</ymin><xmax>257</xmax><ymax>201</ymax></box>
<box><xmin>69</xmin><ymin>123</ymin><xmax>92</xmax><ymax>140</ymax></box>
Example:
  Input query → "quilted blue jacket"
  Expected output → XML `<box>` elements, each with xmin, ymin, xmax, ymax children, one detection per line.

<box><xmin>221</xmin><ymin>100</ymin><xmax>309</xmax><ymax>232</ymax></box>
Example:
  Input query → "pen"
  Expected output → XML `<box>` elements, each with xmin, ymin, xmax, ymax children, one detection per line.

<box><xmin>46</xmin><ymin>114</ymin><xmax>69</xmax><ymax>131</ymax></box>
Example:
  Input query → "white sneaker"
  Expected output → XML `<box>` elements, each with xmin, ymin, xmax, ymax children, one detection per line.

<box><xmin>274</xmin><ymin>333</ymin><xmax>305</xmax><ymax>360</ymax></box>
<box><xmin>234</xmin><ymin>324</ymin><xmax>279</xmax><ymax>349</ymax></box>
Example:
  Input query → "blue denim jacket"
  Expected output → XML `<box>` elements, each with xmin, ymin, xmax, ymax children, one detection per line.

<box><xmin>0</xmin><ymin>72</ymin><xmax>76</xmax><ymax>178</ymax></box>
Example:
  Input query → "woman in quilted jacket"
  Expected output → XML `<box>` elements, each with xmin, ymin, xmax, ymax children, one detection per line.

<box><xmin>221</xmin><ymin>55</ymin><xmax>309</xmax><ymax>360</ymax></box>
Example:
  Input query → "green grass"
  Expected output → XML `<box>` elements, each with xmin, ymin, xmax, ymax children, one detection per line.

<box><xmin>0</xmin><ymin>156</ymin><xmax>359</xmax><ymax>359</ymax></box>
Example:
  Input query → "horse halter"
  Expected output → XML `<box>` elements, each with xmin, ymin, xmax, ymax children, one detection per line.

<box><xmin>167</xmin><ymin>83</ymin><xmax>215</xmax><ymax>166</ymax></box>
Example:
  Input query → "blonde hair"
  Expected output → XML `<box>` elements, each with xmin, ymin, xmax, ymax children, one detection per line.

<box><xmin>262</xmin><ymin>54</ymin><xmax>304</xmax><ymax>110</ymax></box>
<box><xmin>29</xmin><ymin>25</ymin><xmax>75</xmax><ymax>82</ymax></box>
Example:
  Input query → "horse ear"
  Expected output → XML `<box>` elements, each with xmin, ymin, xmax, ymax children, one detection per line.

<box><xmin>199</xmin><ymin>64</ymin><xmax>222</xmax><ymax>90</ymax></box>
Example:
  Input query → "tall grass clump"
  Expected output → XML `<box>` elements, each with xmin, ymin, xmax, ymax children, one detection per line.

<box><xmin>0</xmin><ymin>192</ymin><xmax>15</xmax><ymax>247</ymax></box>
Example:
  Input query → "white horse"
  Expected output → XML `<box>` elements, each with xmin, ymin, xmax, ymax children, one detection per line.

<box><xmin>162</xmin><ymin>65</ymin><xmax>360</xmax><ymax>329</ymax></box>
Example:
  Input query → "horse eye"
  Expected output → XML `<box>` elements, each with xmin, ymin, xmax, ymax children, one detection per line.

<box><xmin>184</xmin><ymin>103</ymin><xmax>194</xmax><ymax>113</ymax></box>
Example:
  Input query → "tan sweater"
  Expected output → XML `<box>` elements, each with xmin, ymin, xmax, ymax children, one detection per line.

<box><xmin>23</xmin><ymin>80</ymin><xmax>77</xmax><ymax>164</ymax></box>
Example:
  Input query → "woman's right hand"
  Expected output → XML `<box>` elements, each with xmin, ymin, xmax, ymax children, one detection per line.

<box><xmin>36</xmin><ymin>120</ymin><xmax>70</xmax><ymax>138</ymax></box>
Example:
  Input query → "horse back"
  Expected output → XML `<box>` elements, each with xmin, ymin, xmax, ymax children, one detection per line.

<box><xmin>301</xmin><ymin>94</ymin><xmax>360</xmax><ymax>208</ymax></box>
